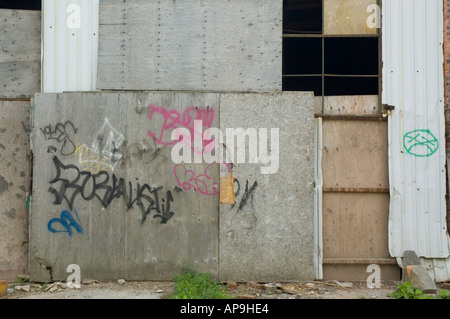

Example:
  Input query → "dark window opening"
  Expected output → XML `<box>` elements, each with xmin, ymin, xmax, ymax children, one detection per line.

<box><xmin>283</xmin><ymin>0</ymin><xmax>322</xmax><ymax>34</ymax></box>
<box><xmin>283</xmin><ymin>38</ymin><xmax>322</xmax><ymax>75</ymax></box>
<box><xmin>0</xmin><ymin>0</ymin><xmax>41</xmax><ymax>10</ymax></box>
<box><xmin>282</xmin><ymin>0</ymin><xmax>380</xmax><ymax>97</ymax></box>
<box><xmin>324</xmin><ymin>37</ymin><xmax>379</xmax><ymax>76</ymax></box>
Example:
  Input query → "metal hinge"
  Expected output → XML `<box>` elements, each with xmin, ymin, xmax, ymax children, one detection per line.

<box><xmin>383</xmin><ymin>104</ymin><xmax>395</xmax><ymax>111</ymax></box>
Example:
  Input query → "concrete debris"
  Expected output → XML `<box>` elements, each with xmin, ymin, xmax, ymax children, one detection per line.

<box><xmin>226</xmin><ymin>281</ymin><xmax>237</xmax><ymax>289</ymax></box>
<box><xmin>406</xmin><ymin>265</ymin><xmax>437</xmax><ymax>293</ymax></box>
<box><xmin>263</xmin><ymin>283</ymin><xmax>280</xmax><ymax>295</ymax></box>
<box><xmin>401</xmin><ymin>250</ymin><xmax>437</xmax><ymax>293</ymax></box>
<box><xmin>82</xmin><ymin>279</ymin><xmax>100</xmax><ymax>285</ymax></box>
<box><xmin>305</xmin><ymin>282</ymin><xmax>316</xmax><ymax>289</ymax></box>
<box><xmin>15</xmin><ymin>285</ymin><xmax>30</xmax><ymax>292</ymax></box>
<box><xmin>279</xmin><ymin>286</ymin><xmax>300</xmax><ymax>295</ymax></box>
<box><xmin>44</xmin><ymin>282</ymin><xmax>67</xmax><ymax>291</ymax></box>
<box><xmin>247</xmin><ymin>282</ymin><xmax>264</xmax><ymax>289</ymax></box>
<box><xmin>333</xmin><ymin>281</ymin><xmax>353</xmax><ymax>288</ymax></box>
<box><xmin>118</xmin><ymin>279</ymin><xmax>125</xmax><ymax>285</ymax></box>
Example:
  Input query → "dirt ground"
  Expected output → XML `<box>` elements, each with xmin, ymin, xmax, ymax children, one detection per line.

<box><xmin>3</xmin><ymin>279</ymin><xmax>403</xmax><ymax>299</ymax></box>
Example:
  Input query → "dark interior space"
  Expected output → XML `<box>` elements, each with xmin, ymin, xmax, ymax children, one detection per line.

<box><xmin>324</xmin><ymin>76</ymin><xmax>379</xmax><ymax>96</ymax></box>
<box><xmin>283</xmin><ymin>37</ymin><xmax>322</xmax><ymax>75</ymax></box>
<box><xmin>324</xmin><ymin>37</ymin><xmax>379</xmax><ymax>75</ymax></box>
<box><xmin>283</xmin><ymin>0</ymin><xmax>322</xmax><ymax>34</ymax></box>
<box><xmin>0</xmin><ymin>0</ymin><xmax>41</xmax><ymax>10</ymax></box>
<box><xmin>283</xmin><ymin>76</ymin><xmax>323</xmax><ymax>95</ymax></box>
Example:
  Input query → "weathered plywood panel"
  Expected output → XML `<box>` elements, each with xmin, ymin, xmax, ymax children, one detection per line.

<box><xmin>30</xmin><ymin>92</ymin><xmax>220</xmax><ymax>282</ymax></box>
<box><xmin>323</xmin><ymin>264</ymin><xmax>401</xmax><ymax>281</ymax></box>
<box><xmin>322</xmin><ymin>120</ymin><xmax>389</xmax><ymax>189</ymax></box>
<box><xmin>97</xmin><ymin>0</ymin><xmax>282</xmax><ymax>92</ymax></box>
<box><xmin>322</xmin><ymin>193</ymin><xmax>398</xmax><ymax>280</ymax></box>
<box><xmin>0</xmin><ymin>101</ymin><xmax>31</xmax><ymax>281</ymax></box>
<box><xmin>0</xmin><ymin>10</ymin><xmax>41</xmax><ymax>98</ymax></box>
<box><xmin>324</xmin><ymin>0</ymin><xmax>378</xmax><ymax>35</ymax></box>
<box><xmin>316</xmin><ymin>95</ymin><xmax>380</xmax><ymax>115</ymax></box>
<box><xmin>219</xmin><ymin>92</ymin><xmax>316</xmax><ymax>282</ymax></box>
<box><xmin>323</xmin><ymin>193</ymin><xmax>391</xmax><ymax>259</ymax></box>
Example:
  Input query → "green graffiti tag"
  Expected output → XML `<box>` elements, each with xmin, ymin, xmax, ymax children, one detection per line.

<box><xmin>403</xmin><ymin>129</ymin><xmax>439</xmax><ymax>157</ymax></box>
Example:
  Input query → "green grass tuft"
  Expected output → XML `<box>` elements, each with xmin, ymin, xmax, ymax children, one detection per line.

<box><xmin>170</xmin><ymin>268</ymin><xmax>234</xmax><ymax>299</ymax></box>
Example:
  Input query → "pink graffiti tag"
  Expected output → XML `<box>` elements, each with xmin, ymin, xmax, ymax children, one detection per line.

<box><xmin>147</xmin><ymin>105</ymin><xmax>215</xmax><ymax>153</ymax></box>
<box><xmin>174</xmin><ymin>162</ymin><xmax>231</xmax><ymax>196</ymax></box>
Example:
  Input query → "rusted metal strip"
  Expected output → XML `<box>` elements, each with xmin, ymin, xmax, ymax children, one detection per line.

<box><xmin>314</xmin><ymin>114</ymin><xmax>387</xmax><ymax>121</ymax></box>
<box><xmin>322</xmin><ymin>187</ymin><xmax>389</xmax><ymax>194</ymax></box>
<box><xmin>323</xmin><ymin>258</ymin><xmax>398</xmax><ymax>265</ymax></box>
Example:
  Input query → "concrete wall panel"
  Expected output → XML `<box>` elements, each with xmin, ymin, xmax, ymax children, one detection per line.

<box><xmin>97</xmin><ymin>0</ymin><xmax>282</xmax><ymax>92</ymax></box>
<box><xmin>218</xmin><ymin>92</ymin><xmax>316</xmax><ymax>282</ymax></box>
<box><xmin>0</xmin><ymin>101</ymin><xmax>31</xmax><ymax>281</ymax></box>
<box><xmin>30</xmin><ymin>92</ymin><xmax>220</xmax><ymax>282</ymax></box>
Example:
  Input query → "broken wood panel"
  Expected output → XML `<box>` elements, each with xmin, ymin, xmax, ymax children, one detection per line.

<box><xmin>0</xmin><ymin>10</ymin><xmax>41</xmax><ymax>98</ymax></box>
<box><xmin>322</xmin><ymin>120</ymin><xmax>388</xmax><ymax>189</ymax></box>
<box><xmin>0</xmin><ymin>101</ymin><xmax>31</xmax><ymax>281</ymax></box>
<box><xmin>323</xmin><ymin>0</ymin><xmax>378</xmax><ymax>35</ymax></box>
<box><xmin>316</xmin><ymin>95</ymin><xmax>380</xmax><ymax>115</ymax></box>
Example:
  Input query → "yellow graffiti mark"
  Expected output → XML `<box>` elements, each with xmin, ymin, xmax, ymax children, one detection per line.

<box><xmin>74</xmin><ymin>141</ymin><xmax>111</xmax><ymax>174</ymax></box>
<box><xmin>220</xmin><ymin>174</ymin><xmax>235</xmax><ymax>205</ymax></box>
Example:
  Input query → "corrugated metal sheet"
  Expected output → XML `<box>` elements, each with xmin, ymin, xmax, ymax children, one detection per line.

<box><xmin>42</xmin><ymin>0</ymin><xmax>99</xmax><ymax>93</ymax></box>
<box><xmin>382</xmin><ymin>0</ymin><xmax>450</xmax><ymax>276</ymax></box>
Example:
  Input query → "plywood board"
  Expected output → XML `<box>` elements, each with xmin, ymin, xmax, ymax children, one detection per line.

<box><xmin>97</xmin><ymin>0</ymin><xmax>282</xmax><ymax>92</ymax></box>
<box><xmin>0</xmin><ymin>10</ymin><xmax>41</xmax><ymax>98</ymax></box>
<box><xmin>323</xmin><ymin>193</ymin><xmax>391</xmax><ymax>259</ymax></box>
<box><xmin>322</xmin><ymin>120</ymin><xmax>388</xmax><ymax>189</ymax></box>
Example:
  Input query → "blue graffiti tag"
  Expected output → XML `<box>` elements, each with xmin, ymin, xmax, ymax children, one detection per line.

<box><xmin>47</xmin><ymin>209</ymin><xmax>83</xmax><ymax>236</ymax></box>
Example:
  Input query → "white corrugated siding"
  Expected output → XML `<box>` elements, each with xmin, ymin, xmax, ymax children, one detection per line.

<box><xmin>42</xmin><ymin>0</ymin><xmax>99</xmax><ymax>92</ymax></box>
<box><xmin>383</xmin><ymin>0</ymin><xmax>450</xmax><ymax>280</ymax></box>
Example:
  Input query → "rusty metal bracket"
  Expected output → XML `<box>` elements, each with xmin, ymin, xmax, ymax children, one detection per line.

<box><xmin>383</xmin><ymin>104</ymin><xmax>395</xmax><ymax>111</ymax></box>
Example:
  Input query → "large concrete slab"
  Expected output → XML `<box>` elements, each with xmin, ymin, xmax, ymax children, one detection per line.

<box><xmin>30</xmin><ymin>91</ymin><xmax>316</xmax><ymax>282</ymax></box>
<box><xmin>218</xmin><ymin>92</ymin><xmax>316</xmax><ymax>282</ymax></box>
<box><xmin>0</xmin><ymin>101</ymin><xmax>32</xmax><ymax>281</ymax></box>
<box><xmin>97</xmin><ymin>0</ymin><xmax>282</xmax><ymax>92</ymax></box>
<box><xmin>30</xmin><ymin>92</ymin><xmax>220</xmax><ymax>282</ymax></box>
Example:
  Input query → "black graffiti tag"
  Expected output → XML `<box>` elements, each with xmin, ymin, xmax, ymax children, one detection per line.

<box><xmin>41</xmin><ymin>121</ymin><xmax>78</xmax><ymax>156</ymax></box>
<box><xmin>232</xmin><ymin>179</ymin><xmax>258</xmax><ymax>212</ymax></box>
<box><xmin>48</xmin><ymin>156</ymin><xmax>175</xmax><ymax>224</ymax></box>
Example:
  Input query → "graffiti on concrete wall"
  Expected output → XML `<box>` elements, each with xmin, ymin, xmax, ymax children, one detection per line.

<box><xmin>47</xmin><ymin>155</ymin><xmax>176</xmax><ymax>232</ymax></box>
<box><xmin>47</xmin><ymin>209</ymin><xmax>83</xmax><ymax>237</ymax></box>
<box><xmin>148</xmin><ymin>105</ymin><xmax>216</xmax><ymax>157</ymax></box>
<box><xmin>41</xmin><ymin>121</ymin><xmax>78</xmax><ymax>156</ymax></box>
<box><xmin>233</xmin><ymin>179</ymin><xmax>258</xmax><ymax>213</ymax></box>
